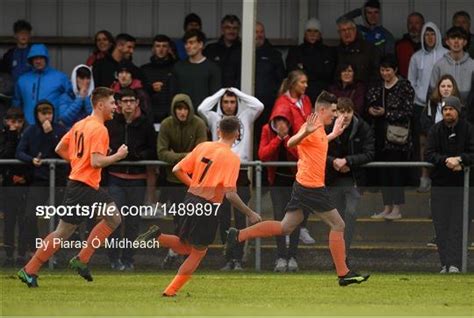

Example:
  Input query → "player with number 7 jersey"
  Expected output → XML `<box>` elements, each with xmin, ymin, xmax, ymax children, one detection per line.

<box><xmin>136</xmin><ymin>116</ymin><xmax>262</xmax><ymax>297</ymax></box>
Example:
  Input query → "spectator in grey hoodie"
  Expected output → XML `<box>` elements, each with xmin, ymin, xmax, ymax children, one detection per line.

<box><xmin>430</xmin><ymin>27</ymin><xmax>474</xmax><ymax>105</ymax></box>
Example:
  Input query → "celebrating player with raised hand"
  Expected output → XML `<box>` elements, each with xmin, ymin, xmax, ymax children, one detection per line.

<box><xmin>225</xmin><ymin>91</ymin><xmax>370</xmax><ymax>286</ymax></box>
<box><xmin>18</xmin><ymin>87</ymin><xmax>128</xmax><ymax>287</ymax></box>
<box><xmin>136</xmin><ymin>116</ymin><xmax>261</xmax><ymax>297</ymax></box>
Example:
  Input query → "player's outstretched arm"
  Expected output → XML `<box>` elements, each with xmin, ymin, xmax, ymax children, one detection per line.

<box><xmin>287</xmin><ymin>113</ymin><xmax>321</xmax><ymax>148</ymax></box>
<box><xmin>225</xmin><ymin>191</ymin><xmax>262</xmax><ymax>224</ymax></box>
<box><xmin>91</xmin><ymin>144</ymin><xmax>128</xmax><ymax>168</ymax></box>
<box><xmin>172</xmin><ymin>164</ymin><xmax>192</xmax><ymax>187</ymax></box>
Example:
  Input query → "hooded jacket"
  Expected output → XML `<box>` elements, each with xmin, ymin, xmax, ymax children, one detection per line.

<box><xmin>58</xmin><ymin>64</ymin><xmax>94</xmax><ymax>128</ymax></box>
<box><xmin>425</xmin><ymin>118</ymin><xmax>474</xmax><ymax>186</ymax></box>
<box><xmin>271</xmin><ymin>92</ymin><xmax>312</xmax><ymax>133</ymax></box>
<box><xmin>197</xmin><ymin>88</ymin><xmax>264</xmax><ymax>163</ymax></box>
<box><xmin>408</xmin><ymin>22</ymin><xmax>448</xmax><ymax>107</ymax></box>
<box><xmin>12</xmin><ymin>44</ymin><xmax>72</xmax><ymax>125</ymax></box>
<box><xmin>15</xmin><ymin>100</ymin><xmax>68</xmax><ymax>181</ymax></box>
<box><xmin>325</xmin><ymin>114</ymin><xmax>375</xmax><ymax>186</ymax></box>
<box><xmin>286</xmin><ymin>39</ymin><xmax>337</xmax><ymax>103</ymax></box>
<box><xmin>258</xmin><ymin>105</ymin><xmax>298</xmax><ymax>185</ymax></box>
<box><xmin>105</xmin><ymin>105</ymin><xmax>156</xmax><ymax>176</ymax></box>
<box><xmin>140</xmin><ymin>55</ymin><xmax>176</xmax><ymax>123</ymax></box>
<box><xmin>430</xmin><ymin>50</ymin><xmax>474</xmax><ymax>104</ymax></box>
<box><xmin>157</xmin><ymin>94</ymin><xmax>207</xmax><ymax>183</ymax></box>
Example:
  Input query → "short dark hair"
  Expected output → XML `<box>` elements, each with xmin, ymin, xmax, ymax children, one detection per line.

<box><xmin>337</xmin><ymin>97</ymin><xmax>354</xmax><ymax>112</ymax></box>
<box><xmin>446</xmin><ymin>26</ymin><xmax>468</xmax><ymax>40</ymax></box>
<box><xmin>13</xmin><ymin>20</ymin><xmax>32</xmax><ymax>33</ymax></box>
<box><xmin>408</xmin><ymin>12</ymin><xmax>425</xmax><ymax>22</ymax></box>
<box><xmin>220</xmin><ymin>90</ymin><xmax>237</xmax><ymax>104</ymax></box>
<box><xmin>118</xmin><ymin>88</ymin><xmax>137</xmax><ymax>100</ymax></box>
<box><xmin>364</xmin><ymin>0</ymin><xmax>380</xmax><ymax>10</ymax></box>
<box><xmin>5</xmin><ymin>107</ymin><xmax>24</xmax><ymax>120</ymax></box>
<box><xmin>76</xmin><ymin>66</ymin><xmax>91</xmax><ymax>79</ymax></box>
<box><xmin>221</xmin><ymin>14</ymin><xmax>241</xmax><ymax>26</ymax></box>
<box><xmin>380</xmin><ymin>54</ymin><xmax>398</xmax><ymax>70</ymax></box>
<box><xmin>153</xmin><ymin>34</ymin><xmax>171</xmax><ymax>44</ymax></box>
<box><xmin>183</xmin><ymin>29</ymin><xmax>206</xmax><ymax>43</ymax></box>
<box><xmin>94</xmin><ymin>30</ymin><xmax>114</xmax><ymax>52</ymax></box>
<box><xmin>315</xmin><ymin>91</ymin><xmax>338</xmax><ymax>109</ymax></box>
<box><xmin>335</xmin><ymin>62</ymin><xmax>357</xmax><ymax>83</ymax></box>
<box><xmin>219</xmin><ymin>116</ymin><xmax>241</xmax><ymax>136</ymax></box>
<box><xmin>91</xmin><ymin>87</ymin><xmax>114</xmax><ymax>107</ymax></box>
<box><xmin>184</xmin><ymin>13</ymin><xmax>202</xmax><ymax>30</ymax></box>
<box><xmin>453</xmin><ymin>10</ymin><xmax>471</xmax><ymax>22</ymax></box>
<box><xmin>115</xmin><ymin>33</ymin><xmax>136</xmax><ymax>44</ymax></box>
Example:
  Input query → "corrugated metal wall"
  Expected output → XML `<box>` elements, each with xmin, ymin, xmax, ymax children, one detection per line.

<box><xmin>0</xmin><ymin>0</ymin><xmax>472</xmax><ymax>74</ymax></box>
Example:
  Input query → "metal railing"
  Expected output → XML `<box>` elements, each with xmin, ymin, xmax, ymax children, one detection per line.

<box><xmin>0</xmin><ymin>159</ymin><xmax>471</xmax><ymax>272</ymax></box>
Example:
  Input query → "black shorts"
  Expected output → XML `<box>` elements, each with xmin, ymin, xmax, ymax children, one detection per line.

<box><xmin>285</xmin><ymin>181</ymin><xmax>335</xmax><ymax>215</ymax></box>
<box><xmin>177</xmin><ymin>193</ymin><xmax>219</xmax><ymax>246</ymax></box>
<box><xmin>60</xmin><ymin>180</ymin><xmax>114</xmax><ymax>225</ymax></box>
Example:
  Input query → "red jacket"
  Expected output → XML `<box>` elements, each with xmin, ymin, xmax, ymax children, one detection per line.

<box><xmin>271</xmin><ymin>92</ymin><xmax>312</xmax><ymax>132</ymax></box>
<box><xmin>258</xmin><ymin>105</ymin><xmax>298</xmax><ymax>185</ymax></box>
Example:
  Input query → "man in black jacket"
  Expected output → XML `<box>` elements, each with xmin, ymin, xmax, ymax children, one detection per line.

<box><xmin>326</xmin><ymin>97</ymin><xmax>375</xmax><ymax>251</ymax></box>
<box><xmin>140</xmin><ymin>34</ymin><xmax>177</xmax><ymax>124</ymax></box>
<box><xmin>204</xmin><ymin>14</ymin><xmax>241</xmax><ymax>88</ymax></box>
<box><xmin>105</xmin><ymin>88</ymin><xmax>157</xmax><ymax>270</ymax></box>
<box><xmin>425</xmin><ymin>96</ymin><xmax>474</xmax><ymax>274</ymax></box>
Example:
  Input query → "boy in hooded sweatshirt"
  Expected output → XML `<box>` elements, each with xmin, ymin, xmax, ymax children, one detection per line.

<box><xmin>12</xmin><ymin>44</ymin><xmax>71</xmax><ymax>125</ymax></box>
<box><xmin>58</xmin><ymin>65</ymin><xmax>94</xmax><ymax>128</ymax></box>
<box><xmin>430</xmin><ymin>27</ymin><xmax>474</xmax><ymax>105</ymax></box>
<box><xmin>198</xmin><ymin>87</ymin><xmax>263</xmax><ymax>270</ymax></box>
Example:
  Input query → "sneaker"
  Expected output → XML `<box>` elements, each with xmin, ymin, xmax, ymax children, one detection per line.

<box><xmin>417</xmin><ymin>177</ymin><xmax>431</xmax><ymax>193</ymax></box>
<box><xmin>274</xmin><ymin>258</ymin><xmax>287</xmax><ymax>272</ymax></box>
<box><xmin>233</xmin><ymin>260</ymin><xmax>243</xmax><ymax>271</ymax></box>
<box><xmin>17</xmin><ymin>268</ymin><xmax>39</xmax><ymax>288</ymax></box>
<box><xmin>110</xmin><ymin>259</ymin><xmax>125</xmax><ymax>271</ymax></box>
<box><xmin>448</xmin><ymin>266</ymin><xmax>460</xmax><ymax>274</ymax></box>
<box><xmin>136</xmin><ymin>225</ymin><xmax>161</xmax><ymax>242</ymax></box>
<box><xmin>287</xmin><ymin>257</ymin><xmax>299</xmax><ymax>272</ymax></box>
<box><xmin>338</xmin><ymin>270</ymin><xmax>370</xmax><ymax>286</ymax></box>
<box><xmin>440</xmin><ymin>266</ymin><xmax>447</xmax><ymax>274</ymax></box>
<box><xmin>384</xmin><ymin>211</ymin><xmax>402</xmax><ymax>220</ymax></box>
<box><xmin>69</xmin><ymin>256</ymin><xmax>93</xmax><ymax>282</ymax></box>
<box><xmin>371</xmin><ymin>211</ymin><xmax>391</xmax><ymax>219</ymax></box>
<box><xmin>427</xmin><ymin>237</ymin><xmax>437</xmax><ymax>247</ymax></box>
<box><xmin>220</xmin><ymin>261</ymin><xmax>234</xmax><ymax>271</ymax></box>
<box><xmin>225</xmin><ymin>228</ymin><xmax>240</xmax><ymax>258</ymax></box>
<box><xmin>299</xmin><ymin>227</ymin><xmax>315</xmax><ymax>244</ymax></box>
<box><xmin>2</xmin><ymin>257</ymin><xmax>14</xmax><ymax>268</ymax></box>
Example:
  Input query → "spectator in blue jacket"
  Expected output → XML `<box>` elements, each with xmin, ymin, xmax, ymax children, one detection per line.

<box><xmin>1</xmin><ymin>20</ymin><xmax>32</xmax><ymax>82</ymax></box>
<box><xmin>12</xmin><ymin>44</ymin><xmax>71</xmax><ymax>125</ymax></box>
<box><xmin>58</xmin><ymin>64</ymin><xmax>94</xmax><ymax>128</ymax></box>
<box><xmin>16</xmin><ymin>100</ymin><xmax>68</xmax><ymax>253</ymax></box>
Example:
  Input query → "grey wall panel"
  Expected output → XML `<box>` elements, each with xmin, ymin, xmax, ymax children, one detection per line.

<box><xmin>382</xmin><ymin>0</ymin><xmax>410</xmax><ymax>37</ymax></box>
<box><xmin>0</xmin><ymin>0</ymin><xmax>28</xmax><ymax>36</ymax></box>
<box><xmin>62</xmin><ymin>0</ymin><xmax>90</xmax><ymax>36</ymax></box>
<box><xmin>94</xmin><ymin>0</ymin><xmax>121</xmax><ymax>34</ymax></box>
<box><xmin>256</xmin><ymin>0</ymin><xmax>282</xmax><ymax>39</ymax></box>
<box><xmin>189</xmin><ymin>0</ymin><xmax>219</xmax><ymax>39</ymax></box>
<box><xmin>157</xmin><ymin>0</ymin><xmax>186</xmax><ymax>37</ymax></box>
<box><xmin>126</xmin><ymin>0</ymin><xmax>153</xmax><ymax>37</ymax></box>
<box><xmin>61</xmin><ymin>47</ymin><xmax>91</xmax><ymax>75</ymax></box>
<box><xmin>414</xmin><ymin>0</ymin><xmax>443</xmax><ymax>32</ymax></box>
<box><xmin>30</xmin><ymin>0</ymin><xmax>58</xmax><ymax>36</ymax></box>
<box><xmin>319</xmin><ymin>0</ymin><xmax>346</xmax><ymax>39</ymax></box>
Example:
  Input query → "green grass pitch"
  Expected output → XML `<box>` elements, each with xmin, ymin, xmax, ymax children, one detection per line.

<box><xmin>1</xmin><ymin>270</ymin><xmax>473</xmax><ymax>316</ymax></box>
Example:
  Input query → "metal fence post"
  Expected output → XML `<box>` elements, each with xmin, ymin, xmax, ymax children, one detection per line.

<box><xmin>462</xmin><ymin>167</ymin><xmax>470</xmax><ymax>273</ymax></box>
<box><xmin>255</xmin><ymin>161</ymin><xmax>262</xmax><ymax>271</ymax></box>
<box><xmin>48</xmin><ymin>161</ymin><xmax>56</xmax><ymax>270</ymax></box>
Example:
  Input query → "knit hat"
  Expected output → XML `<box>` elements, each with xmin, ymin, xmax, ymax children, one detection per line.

<box><xmin>441</xmin><ymin>96</ymin><xmax>463</xmax><ymax>114</ymax></box>
<box><xmin>305</xmin><ymin>18</ymin><xmax>322</xmax><ymax>32</ymax></box>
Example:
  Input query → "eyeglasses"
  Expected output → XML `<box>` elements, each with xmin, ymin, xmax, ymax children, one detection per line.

<box><xmin>120</xmin><ymin>99</ymin><xmax>137</xmax><ymax>104</ymax></box>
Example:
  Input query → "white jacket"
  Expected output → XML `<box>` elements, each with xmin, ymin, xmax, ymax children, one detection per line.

<box><xmin>408</xmin><ymin>22</ymin><xmax>448</xmax><ymax>107</ymax></box>
<box><xmin>197</xmin><ymin>88</ymin><xmax>263</xmax><ymax>162</ymax></box>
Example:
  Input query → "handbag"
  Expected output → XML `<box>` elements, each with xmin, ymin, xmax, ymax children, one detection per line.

<box><xmin>383</xmin><ymin>87</ymin><xmax>410</xmax><ymax>145</ymax></box>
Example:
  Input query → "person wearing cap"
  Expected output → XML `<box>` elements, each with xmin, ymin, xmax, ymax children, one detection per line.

<box><xmin>175</xmin><ymin>13</ymin><xmax>202</xmax><ymax>61</ymax></box>
<box><xmin>157</xmin><ymin>93</ymin><xmax>207</xmax><ymax>269</ymax></box>
<box><xmin>425</xmin><ymin>95</ymin><xmax>474</xmax><ymax>274</ymax></box>
<box><xmin>15</xmin><ymin>100</ymin><xmax>68</xmax><ymax>260</ymax></box>
<box><xmin>0</xmin><ymin>108</ymin><xmax>29</xmax><ymax>267</ymax></box>
<box><xmin>338</xmin><ymin>0</ymin><xmax>395</xmax><ymax>55</ymax></box>
<box><xmin>430</xmin><ymin>27</ymin><xmax>474</xmax><ymax>105</ymax></box>
<box><xmin>286</xmin><ymin>17</ymin><xmax>336</xmax><ymax>104</ymax></box>
<box><xmin>12</xmin><ymin>44</ymin><xmax>71</xmax><ymax>125</ymax></box>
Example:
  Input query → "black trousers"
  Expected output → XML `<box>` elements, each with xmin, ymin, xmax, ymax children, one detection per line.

<box><xmin>431</xmin><ymin>186</ymin><xmax>464</xmax><ymax>268</ymax></box>
<box><xmin>379</xmin><ymin>150</ymin><xmax>407</xmax><ymax>205</ymax></box>
<box><xmin>3</xmin><ymin>186</ymin><xmax>28</xmax><ymax>257</ymax></box>
<box><xmin>219</xmin><ymin>170</ymin><xmax>250</xmax><ymax>261</ymax></box>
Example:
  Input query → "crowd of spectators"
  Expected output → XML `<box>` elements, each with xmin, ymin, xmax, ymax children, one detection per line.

<box><xmin>0</xmin><ymin>0</ymin><xmax>473</xmax><ymax>273</ymax></box>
